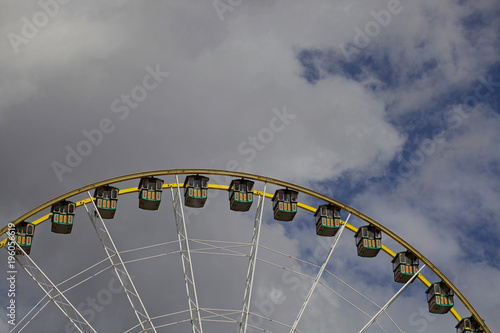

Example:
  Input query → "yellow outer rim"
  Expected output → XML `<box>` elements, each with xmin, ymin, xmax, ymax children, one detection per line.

<box><xmin>0</xmin><ymin>169</ymin><xmax>488</xmax><ymax>332</ymax></box>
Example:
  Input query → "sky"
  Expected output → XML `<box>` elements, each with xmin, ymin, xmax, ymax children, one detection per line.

<box><xmin>0</xmin><ymin>0</ymin><xmax>499</xmax><ymax>332</ymax></box>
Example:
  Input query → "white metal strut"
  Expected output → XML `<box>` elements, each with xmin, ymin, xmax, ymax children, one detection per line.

<box><xmin>358</xmin><ymin>264</ymin><xmax>427</xmax><ymax>333</ymax></box>
<box><xmin>84</xmin><ymin>192</ymin><xmax>158</xmax><ymax>332</ymax></box>
<box><xmin>239</xmin><ymin>183</ymin><xmax>267</xmax><ymax>333</ymax></box>
<box><xmin>170</xmin><ymin>175</ymin><xmax>203</xmax><ymax>333</ymax></box>
<box><xmin>8</xmin><ymin>242</ymin><xmax>97</xmax><ymax>333</ymax></box>
<box><xmin>289</xmin><ymin>213</ymin><xmax>351</xmax><ymax>333</ymax></box>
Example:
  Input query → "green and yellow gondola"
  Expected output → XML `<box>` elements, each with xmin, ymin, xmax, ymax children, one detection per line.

<box><xmin>272</xmin><ymin>189</ymin><xmax>298</xmax><ymax>221</ymax></box>
<box><xmin>138</xmin><ymin>177</ymin><xmax>164</xmax><ymax>211</ymax></box>
<box><xmin>14</xmin><ymin>221</ymin><xmax>35</xmax><ymax>255</ymax></box>
<box><xmin>426</xmin><ymin>281</ymin><xmax>454</xmax><ymax>314</ymax></box>
<box><xmin>315</xmin><ymin>204</ymin><xmax>341</xmax><ymax>236</ymax></box>
<box><xmin>184</xmin><ymin>175</ymin><xmax>209</xmax><ymax>208</ymax></box>
<box><xmin>455</xmin><ymin>317</ymin><xmax>484</xmax><ymax>333</ymax></box>
<box><xmin>93</xmin><ymin>185</ymin><xmax>119</xmax><ymax>219</ymax></box>
<box><xmin>392</xmin><ymin>251</ymin><xmax>419</xmax><ymax>283</ymax></box>
<box><xmin>354</xmin><ymin>225</ymin><xmax>382</xmax><ymax>257</ymax></box>
<box><xmin>51</xmin><ymin>200</ymin><xmax>76</xmax><ymax>234</ymax></box>
<box><xmin>228</xmin><ymin>179</ymin><xmax>254</xmax><ymax>211</ymax></box>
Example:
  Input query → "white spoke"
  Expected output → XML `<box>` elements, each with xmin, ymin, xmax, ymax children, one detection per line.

<box><xmin>248</xmin><ymin>310</ymin><xmax>298</xmax><ymax>332</ymax></box>
<box><xmin>12</xmin><ymin>256</ymin><xmax>112</xmax><ymax>332</ymax></box>
<box><xmin>84</xmin><ymin>192</ymin><xmax>158</xmax><ymax>332</ymax></box>
<box><xmin>170</xmin><ymin>175</ymin><xmax>203</xmax><ymax>333</ymax></box>
<box><xmin>358</xmin><ymin>264</ymin><xmax>426</xmax><ymax>333</ymax></box>
<box><xmin>11</xmin><ymin>294</ymin><xmax>50</xmax><ymax>333</ymax></box>
<box><xmin>7</xmin><ymin>243</ymin><xmax>97</xmax><ymax>333</ymax></box>
<box><xmin>239</xmin><ymin>183</ymin><xmax>267</xmax><ymax>333</ymax></box>
<box><xmin>289</xmin><ymin>213</ymin><xmax>351</xmax><ymax>332</ymax></box>
<box><xmin>317</xmin><ymin>280</ymin><xmax>388</xmax><ymax>332</ymax></box>
<box><xmin>200</xmin><ymin>307</ymin><xmax>243</xmax><ymax>324</ymax></box>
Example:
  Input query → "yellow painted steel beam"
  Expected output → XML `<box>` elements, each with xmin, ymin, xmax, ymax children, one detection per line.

<box><xmin>0</xmin><ymin>169</ymin><xmax>488</xmax><ymax>332</ymax></box>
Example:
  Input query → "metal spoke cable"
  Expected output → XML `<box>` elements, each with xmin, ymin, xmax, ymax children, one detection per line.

<box><xmin>122</xmin><ymin>250</ymin><xmax>181</xmax><ymax>265</ymax></box>
<box><xmin>188</xmin><ymin>237</ymin><xmax>394</xmax><ymax>331</ymax></box>
<box><xmin>256</xmin><ymin>243</ymin><xmax>400</xmax><ymax>332</ymax></box>
<box><xmin>290</xmin><ymin>214</ymin><xmax>350</xmax><ymax>333</ymax></box>
<box><xmin>248</xmin><ymin>311</ymin><xmax>298</xmax><ymax>331</ymax></box>
<box><xmin>170</xmin><ymin>175</ymin><xmax>203</xmax><ymax>333</ymax></box>
<box><xmin>189</xmin><ymin>244</ymin><xmax>250</xmax><ymax>255</ymax></box>
<box><xmin>119</xmin><ymin>239</ymin><xmax>180</xmax><ymax>254</ymax></box>
<box><xmin>258</xmin><ymin>244</ymin><xmax>324</xmax><ymax>270</ymax></box>
<box><xmin>246</xmin><ymin>323</ymin><xmax>273</xmax><ymax>333</ymax></box>
<box><xmin>187</xmin><ymin>243</ymin><xmax>250</xmax><ymax>256</ymax></box>
<box><xmin>13</xmin><ymin>257</ymin><xmax>112</xmax><ymax>332</ymax></box>
<box><xmin>359</xmin><ymin>265</ymin><xmax>426</xmax><ymax>333</ymax></box>
<box><xmin>84</xmin><ymin>193</ymin><xmax>158</xmax><ymax>333</ymax></box>
<box><xmin>189</xmin><ymin>250</ymin><xmax>247</xmax><ymax>257</ymax></box>
<box><xmin>201</xmin><ymin>307</ymin><xmax>244</xmax><ymax>314</ymax></box>
<box><xmin>12</xmin><ymin>297</ymin><xmax>50</xmax><ymax>333</ymax></box>
<box><xmin>13</xmin><ymin>244</ymin><xmax>97</xmax><ymax>333</ymax></box>
<box><xmin>148</xmin><ymin>318</ymin><xmax>192</xmax><ymax>330</ymax></box>
<box><xmin>383</xmin><ymin>312</ymin><xmax>405</xmax><ymax>333</ymax></box>
<box><xmin>259</xmin><ymin>240</ymin><xmax>403</xmax><ymax>331</ymax></box>
<box><xmin>321</xmin><ymin>267</ymin><xmax>403</xmax><ymax>332</ymax></box>
<box><xmin>189</xmin><ymin>238</ymin><xmax>251</xmax><ymax>256</ymax></box>
<box><xmin>149</xmin><ymin>308</ymin><xmax>192</xmax><ymax>320</ymax></box>
<box><xmin>190</xmin><ymin>238</ymin><xmax>253</xmax><ymax>246</ymax></box>
<box><xmin>125</xmin><ymin>317</ymin><xmax>193</xmax><ymax>333</ymax></box>
<box><xmin>124</xmin><ymin>308</ymin><xmax>191</xmax><ymax>332</ymax></box>
<box><xmin>14</xmin><ymin>259</ymin><xmax>111</xmax><ymax>332</ymax></box>
<box><xmin>239</xmin><ymin>184</ymin><xmax>267</xmax><ymax>333</ymax></box>
<box><xmin>321</xmin><ymin>268</ymin><xmax>382</xmax><ymax>308</ymax></box>
<box><xmin>256</xmin><ymin>256</ymin><xmax>317</xmax><ymax>281</ymax></box>
<box><xmin>317</xmin><ymin>281</ymin><xmax>388</xmax><ymax>333</ymax></box>
<box><xmin>199</xmin><ymin>308</ymin><xmax>242</xmax><ymax>323</ymax></box>
<box><xmin>126</xmin><ymin>308</ymin><xmax>198</xmax><ymax>332</ymax></box>
<box><xmin>71</xmin><ymin>246</ymin><xmax>400</xmax><ymax>333</ymax></box>
<box><xmin>16</xmin><ymin>235</ymin><xmax>404</xmax><ymax>333</ymax></box>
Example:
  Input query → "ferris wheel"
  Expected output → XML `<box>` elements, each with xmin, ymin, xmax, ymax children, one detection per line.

<box><xmin>0</xmin><ymin>169</ymin><xmax>490</xmax><ymax>333</ymax></box>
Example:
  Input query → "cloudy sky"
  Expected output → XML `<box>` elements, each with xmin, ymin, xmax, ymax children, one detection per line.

<box><xmin>1</xmin><ymin>0</ymin><xmax>499</xmax><ymax>332</ymax></box>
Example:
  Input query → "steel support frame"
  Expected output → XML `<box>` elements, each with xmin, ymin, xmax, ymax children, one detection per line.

<box><xmin>84</xmin><ymin>192</ymin><xmax>157</xmax><ymax>333</ymax></box>
<box><xmin>239</xmin><ymin>183</ymin><xmax>267</xmax><ymax>333</ymax></box>
<box><xmin>170</xmin><ymin>175</ymin><xmax>203</xmax><ymax>333</ymax></box>
<box><xmin>8</xmin><ymin>242</ymin><xmax>97</xmax><ymax>333</ymax></box>
<box><xmin>358</xmin><ymin>264</ymin><xmax>427</xmax><ymax>333</ymax></box>
<box><xmin>289</xmin><ymin>213</ymin><xmax>351</xmax><ymax>333</ymax></box>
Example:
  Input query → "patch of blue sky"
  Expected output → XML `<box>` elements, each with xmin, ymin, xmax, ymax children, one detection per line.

<box><xmin>296</xmin><ymin>48</ymin><xmax>324</xmax><ymax>84</ymax></box>
<box><xmin>308</xmin><ymin>172</ymin><xmax>369</xmax><ymax>208</ymax></box>
<box><xmin>487</xmin><ymin>159</ymin><xmax>500</xmax><ymax>178</ymax></box>
<box><xmin>380</xmin><ymin>70</ymin><xmax>500</xmax><ymax>191</ymax></box>
<box><xmin>280</xmin><ymin>212</ymin><xmax>314</xmax><ymax>242</ymax></box>
<box><xmin>297</xmin><ymin>47</ymin><xmax>499</xmax><ymax>123</ymax></box>
<box><xmin>461</xmin><ymin>11</ymin><xmax>487</xmax><ymax>31</ymax></box>
<box><xmin>405</xmin><ymin>59</ymin><xmax>438</xmax><ymax>82</ymax></box>
<box><xmin>336</xmin><ymin>173</ymin><xmax>373</xmax><ymax>204</ymax></box>
<box><xmin>482</xmin><ymin>62</ymin><xmax>500</xmax><ymax>114</ymax></box>
<box><xmin>296</xmin><ymin>48</ymin><xmax>395</xmax><ymax>88</ymax></box>
<box><xmin>457</xmin><ymin>222</ymin><xmax>500</xmax><ymax>269</ymax></box>
<box><xmin>401</xmin><ymin>80</ymin><xmax>498</xmax><ymax>140</ymax></box>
